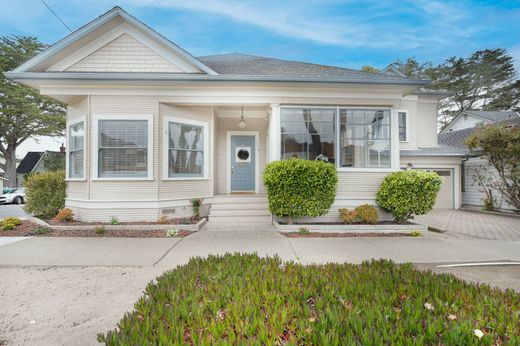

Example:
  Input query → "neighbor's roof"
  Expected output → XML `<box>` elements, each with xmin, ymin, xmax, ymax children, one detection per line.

<box><xmin>462</xmin><ymin>110</ymin><xmax>520</xmax><ymax>122</ymax></box>
<box><xmin>400</xmin><ymin>145</ymin><xmax>472</xmax><ymax>158</ymax></box>
<box><xmin>16</xmin><ymin>152</ymin><xmax>44</xmax><ymax>174</ymax></box>
<box><xmin>439</xmin><ymin>117</ymin><xmax>520</xmax><ymax>150</ymax></box>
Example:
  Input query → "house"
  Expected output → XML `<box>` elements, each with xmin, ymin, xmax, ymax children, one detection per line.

<box><xmin>5</xmin><ymin>7</ymin><xmax>468</xmax><ymax>222</ymax></box>
<box><xmin>16</xmin><ymin>150</ymin><xmax>65</xmax><ymax>187</ymax></box>
<box><xmin>440</xmin><ymin>110</ymin><xmax>520</xmax><ymax>133</ymax></box>
<box><xmin>439</xmin><ymin>117</ymin><xmax>520</xmax><ymax>211</ymax></box>
<box><xmin>0</xmin><ymin>177</ymin><xmax>6</xmax><ymax>191</ymax></box>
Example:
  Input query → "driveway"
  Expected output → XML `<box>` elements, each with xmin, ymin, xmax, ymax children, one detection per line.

<box><xmin>416</xmin><ymin>210</ymin><xmax>520</xmax><ymax>241</ymax></box>
<box><xmin>1</xmin><ymin>228</ymin><xmax>520</xmax><ymax>345</ymax></box>
<box><xmin>0</xmin><ymin>204</ymin><xmax>28</xmax><ymax>219</ymax></box>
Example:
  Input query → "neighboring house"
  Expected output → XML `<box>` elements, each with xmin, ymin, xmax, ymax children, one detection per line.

<box><xmin>440</xmin><ymin>110</ymin><xmax>520</xmax><ymax>133</ymax></box>
<box><xmin>0</xmin><ymin>177</ymin><xmax>6</xmax><ymax>191</ymax></box>
<box><xmin>439</xmin><ymin>117</ymin><xmax>520</xmax><ymax>211</ymax></box>
<box><xmin>16</xmin><ymin>150</ymin><xmax>65</xmax><ymax>187</ymax></box>
<box><xmin>6</xmin><ymin>7</ymin><xmax>468</xmax><ymax>222</ymax></box>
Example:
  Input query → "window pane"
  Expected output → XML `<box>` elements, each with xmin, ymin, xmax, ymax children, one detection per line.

<box><xmin>168</xmin><ymin>122</ymin><xmax>205</xmax><ymax>177</ymax></box>
<box><xmin>399</xmin><ymin>112</ymin><xmax>407</xmax><ymax>141</ymax></box>
<box><xmin>169</xmin><ymin>150</ymin><xmax>203</xmax><ymax>176</ymax></box>
<box><xmin>69</xmin><ymin>150</ymin><xmax>83</xmax><ymax>178</ymax></box>
<box><xmin>70</xmin><ymin>123</ymin><xmax>84</xmax><ymax>151</ymax></box>
<box><xmin>339</xmin><ymin>139</ymin><xmax>366</xmax><ymax>168</ymax></box>
<box><xmin>281</xmin><ymin>134</ymin><xmax>309</xmax><ymax>159</ymax></box>
<box><xmin>69</xmin><ymin>122</ymin><xmax>84</xmax><ymax>178</ymax></box>
<box><xmin>98</xmin><ymin>120</ymin><xmax>148</xmax><ymax>177</ymax></box>
<box><xmin>368</xmin><ymin>140</ymin><xmax>391</xmax><ymax>167</ymax></box>
<box><xmin>169</xmin><ymin>123</ymin><xmax>203</xmax><ymax>151</ymax></box>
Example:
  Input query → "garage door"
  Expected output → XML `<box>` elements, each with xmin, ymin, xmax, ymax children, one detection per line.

<box><xmin>415</xmin><ymin>169</ymin><xmax>454</xmax><ymax>209</ymax></box>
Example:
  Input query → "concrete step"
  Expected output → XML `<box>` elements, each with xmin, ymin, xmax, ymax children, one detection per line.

<box><xmin>209</xmin><ymin>215</ymin><xmax>273</xmax><ymax>223</ymax></box>
<box><xmin>210</xmin><ymin>209</ymin><xmax>271</xmax><ymax>217</ymax></box>
<box><xmin>212</xmin><ymin>195</ymin><xmax>268</xmax><ymax>204</ymax></box>
<box><xmin>210</xmin><ymin>203</ymin><xmax>269</xmax><ymax>210</ymax></box>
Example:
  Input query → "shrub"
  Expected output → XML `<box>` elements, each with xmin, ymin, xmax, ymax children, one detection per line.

<box><xmin>109</xmin><ymin>216</ymin><xmax>119</xmax><ymax>225</ymax></box>
<box><xmin>53</xmin><ymin>208</ymin><xmax>74</xmax><ymax>223</ymax></box>
<box><xmin>339</xmin><ymin>208</ymin><xmax>357</xmax><ymax>224</ymax></box>
<box><xmin>166</xmin><ymin>228</ymin><xmax>178</xmax><ymax>237</ymax></box>
<box><xmin>263</xmin><ymin>159</ymin><xmax>337</xmax><ymax>224</ymax></box>
<box><xmin>95</xmin><ymin>226</ymin><xmax>106</xmax><ymax>235</ymax></box>
<box><xmin>376</xmin><ymin>170</ymin><xmax>442</xmax><ymax>223</ymax></box>
<box><xmin>355</xmin><ymin>204</ymin><xmax>378</xmax><ymax>224</ymax></box>
<box><xmin>190</xmin><ymin>198</ymin><xmax>203</xmax><ymax>219</ymax></box>
<box><xmin>1</xmin><ymin>217</ymin><xmax>22</xmax><ymax>231</ymax></box>
<box><xmin>99</xmin><ymin>254</ymin><xmax>520</xmax><ymax>345</ymax></box>
<box><xmin>24</xmin><ymin>170</ymin><xmax>66</xmax><ymax>219</ymax></box>
<box><xmin>409</xmin><ymin>231</ymin><xmax>423</xmax><ymax>237</ymax></box>
<box><xmin>180</xmin><ymin>217</ymin><xmax>193</xmax><ymax>225</ymax></box>
<box><xmin>30</xmin><ymin>226</ymin><xmax>51</xmax><ymax>235</ymax></box>
<box><xmin>157</xmin><ymin>215</ymin><xmax>170</xmax><ymax>224</ymax></box>
<box><xmin>298</xmin><ymin>227</ymin><xmax>310</xmax><ymax>235</ymax></box>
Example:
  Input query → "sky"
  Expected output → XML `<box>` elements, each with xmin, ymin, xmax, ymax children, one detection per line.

<box><xmin>0</xmin><ymin>0</ymin><xmax>519</xmax><ymax>157</ymax></box>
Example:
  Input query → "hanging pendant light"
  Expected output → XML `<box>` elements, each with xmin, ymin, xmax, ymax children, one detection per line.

<box><xmin>238</xmin><ymin>106</ymin><xmax>247</xmax><ymax>128</ymax></box>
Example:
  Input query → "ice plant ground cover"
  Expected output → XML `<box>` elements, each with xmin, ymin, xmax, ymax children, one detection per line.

<box><xmin>99</xmin><ymin>254</ymin><xmax>519</xmax><ymax>345</ymax></box>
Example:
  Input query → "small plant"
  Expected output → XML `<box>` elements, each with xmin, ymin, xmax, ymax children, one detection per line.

<box><xmin>298</xmin><ymin>227</ymin><xmax>310</xmax><ymax>235</ymax></box>
<box><xmin>158</xmin><ymin>215</ymin><xmax>170</xmax><ymax>224</ymax></box>
<box><xmin>109</xmin><ymin>216</ymin><xmax>120</xmax><ymax>225</ymax></box>
<box><xmin>409</xmin><ymin>231</ymin><xmax>423</xmax><ymax>237</ymax></box>
<box><xmin>355</xmin><ymin>204</ymin><xmax>378</xmax><ymax>224</ymax></box>
<box><xmin>180</xmin><ymin>217</ymin><xmax>193</xmax><ymax>225</ymax></box>
<box><xmin>95</xmin><ymin>226</ymin><xmax>106</xmax><ymax>235</ymax></box>
<box><xmin>482</xmin><ymin>196</ymin><xmax>496</xmax><ymax>211</ymax></box>
<box><xmin>339</xmin><ymin>208</ymin><xmax>357</xmax><ymax>224</ymax></box>
<box><xmin>31</xmin><ymin>226</ymin><xmax>51</xmax><ymax>235</ymax></box>
<box><xmin>191</xmin><ymin>198</ymin><xmax>203</xmax><ymax>219</ymax></box>
<box><xmin>1</xmin><ymin>217</ymin><xmax>22</xmax><ymax>231</ymax></box>
<box><xmin>166</xmin><ymin>228</ymin><xmax>178</xmax><ymax>237</ymax></box>
<box><xmin>53</xmin><ymin>208</ymin><xmax>74</xmax><ymax>223</ymax></box>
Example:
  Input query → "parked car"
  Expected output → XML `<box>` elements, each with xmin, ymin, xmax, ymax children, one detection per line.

<box><xmin>0</xmin><ymin>188</ymin><xmax>26</xmax><ymax>205</ymax></box>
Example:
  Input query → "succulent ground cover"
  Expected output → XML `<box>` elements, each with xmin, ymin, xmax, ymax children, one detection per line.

<box><xmin>99</xmin><ymin>254</ymin><xmax>519</xmax><ymax>345</ymax></box>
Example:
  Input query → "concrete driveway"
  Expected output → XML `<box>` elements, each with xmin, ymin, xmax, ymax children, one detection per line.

<box><xmin>416</xmin><ymin>210</ymin><xmax>520</xmax><ymax>241</ymax></box>
<box><xmin>0</xmin><ymin>204</ymin><xmax>28</xmax><ymax>219</ymax></box>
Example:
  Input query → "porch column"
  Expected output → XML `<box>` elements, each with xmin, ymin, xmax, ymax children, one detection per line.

<box><xmin>269</xmin><ymin>104</ymin><xmax>281</xmax><ymax>162</ymax></box>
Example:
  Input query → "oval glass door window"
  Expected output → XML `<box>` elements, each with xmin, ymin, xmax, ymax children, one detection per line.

<box><xmin>235</xmin><ymin>147</ymin><xmax>251</xmax><ymax>162</ymax></box>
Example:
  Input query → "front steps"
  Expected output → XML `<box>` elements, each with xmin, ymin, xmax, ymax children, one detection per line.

<box><xmin>209</xmin><ymin>195</ymin><xmax>272</xmax><ymax>223</ymax></box>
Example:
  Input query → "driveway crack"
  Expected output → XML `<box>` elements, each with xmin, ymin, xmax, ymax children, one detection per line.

<box><xmin>153</xmin><ymin>238</ymin><xmax>184</xmax><ymax>266</ymax></box>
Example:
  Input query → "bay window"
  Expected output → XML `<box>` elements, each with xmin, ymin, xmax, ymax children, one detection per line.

<box><xmin>68</xmin><ymin>121</ymin><xmax>84</xmax><ymax>178</ymax></box>
<box><xmin>98</xmin><ymin>120</ymin><xmax>148</xmax><ymax>177</ymax></box>
<box><xmin>280</xmin><ymin>107</ymin><xmax>393</xmax><ymax>169</ymax></box>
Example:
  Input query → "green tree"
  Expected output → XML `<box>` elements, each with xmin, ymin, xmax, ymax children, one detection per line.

<box><xmin>43</xmin><ymin>152</ymin><xmax>65</xmax><ymax>171</ymax></box>
<box><xmin>361</xmin><ymin>65</ymin><xmax>379</xmax><ymax>73</ymax></box>
<box><xmin>391</xmin><ymin>57</ymin><xmax>433</xmax><ymax>79</ymax></box>
<box><xmin>0</xmin><ymin>36</ymin><xmax>66</xmax><ymax>187</ymax></box>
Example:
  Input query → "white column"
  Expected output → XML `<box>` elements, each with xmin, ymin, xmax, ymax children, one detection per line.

<box><xmin>391</xmin><ymin>109</ymin><xmax>400</xmax><ymax>170</ymax></box>
<box><xmin>269</xmin><ymin>104</ymin><xmax>281</xmax><ymax>162</ymax></box>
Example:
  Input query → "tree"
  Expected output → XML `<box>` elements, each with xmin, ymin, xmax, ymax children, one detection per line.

<box><xmin>0</xmin><ymin>36</ymin><xmax>66</xmax><ymax>187</ymax></box>
<box><xmin>466</xmin><ymin>123</ymin><xmax>520</xmax><ymax>211</ymax></box>
<box><xmin>361</xmin><ymin>65</ymin><xmax>379</xmax><ymax>73</ymax></box>
<box><xmin>43</xmin><ymin>152</ymin><xmax>65</xmax><ymax>171</ymax></box>
<box><xmin>391</xmin><ymin>57</ymin><xmax>433</xmax><ymax>79</ymax></box>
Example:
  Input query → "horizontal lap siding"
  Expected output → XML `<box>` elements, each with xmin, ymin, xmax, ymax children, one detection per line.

<box><xmin>158</xmin><ymin>104</ymin><xmax>214</xmax><ymax>200</ymax></box>
<box><xmin>336</xmin><ymin>172</ymin><xmax>387</xmax><ymax>199</ymax></box>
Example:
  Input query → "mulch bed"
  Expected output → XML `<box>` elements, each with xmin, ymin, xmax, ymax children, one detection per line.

<box><xmin>282</xmin><ymin>232</ymin><xmax>411</xmax><ymax>238</ymax></box>
<box><xmin>277</xmin><ymin>221</ymin><xmax>414</xmax><ymax>225</ymax></box>
<box><xmin>1</xmin><ymin>221</ymin><xmax>194</xmax><ymax>238</ymax></box>
<box><xmin>46</xmin><ymin>217</ymin><xmax>201</xmax><ymax>226</ymax></box>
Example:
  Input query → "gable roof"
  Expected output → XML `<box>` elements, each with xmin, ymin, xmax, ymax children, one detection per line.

<box><xmin>462</xmin><ymin>110</ymin><xmax>520</xmax><ymax>122</ymax></box>
<box><xmin>11</xmin><ymin>6</ymin><xmax>217</xmax><ymax>75</ymax></box>
<box><xmin>381</xmin><ymin>64</ymin><xmax>407</xmax><ymax>78</ymax></box>
<box><xmin>16</xmin><ymin>152</ymin><xmax>44</xmax><ymax>174</ymax></box>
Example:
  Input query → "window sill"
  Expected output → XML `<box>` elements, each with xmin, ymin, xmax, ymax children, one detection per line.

<box><xmin>91</xmin><ymin>177</ymin><xmax>155</xmax><ymax>181</ymax></box>
<box><xmin>337</xmin><ymin>168</ymin><xmax>399</xmax><ymax>173</ymax></box>
<box><xmin>65</xmin><ymin>178</ymin><xmax>87</xmax><ymax>182</ymax></box>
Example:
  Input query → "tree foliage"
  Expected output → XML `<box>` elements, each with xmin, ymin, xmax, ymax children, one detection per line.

<box><xmin>361</xmin><ymin>65</ymin><xmax>379</xmax><ymax>73</ymax></box>
<box><xmin>0</xmin><ymin>35</ymin><xmax>66</xmax><ymax>186</ymax></box>
<box><xmin>466</xmin><ymin>123</ymin><xmax>520</xmax><ymax>211</ymax></box>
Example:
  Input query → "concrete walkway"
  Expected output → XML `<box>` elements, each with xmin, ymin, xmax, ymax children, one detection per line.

<box><xmin>1</xmin><ymin>229</ymin><xmax>519</xmax><ymax>267</ymax></box>
<box><xmin>416</xmin><ymin>210</ymin><xmax>520</xmax><ymax>241</ymax></box>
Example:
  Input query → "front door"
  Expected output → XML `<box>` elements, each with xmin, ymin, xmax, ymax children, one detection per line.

<box><xmin>230</xmin><ymin>135</ymin><xmax>256</xmax><ymax>192</ymax></box>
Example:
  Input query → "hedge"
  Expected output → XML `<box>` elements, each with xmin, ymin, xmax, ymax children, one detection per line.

<box><xmin>24</xmin><ymin>170</ymin><xmax>66</xmax><ymax>219</ymax></box>
<box><xmin>99</xmin><ymin>254</ymin><xmax>520</xmax><ymax>345</ymax></box>
<box><xmin>376</xmin><ymin>170</ymin><xmax>442</xmax><ymax>223</ymax></box>
<box><xmin>263</xmin><ymin>159</ymin><xmax>337</xmax><ymax>222</ymax></box>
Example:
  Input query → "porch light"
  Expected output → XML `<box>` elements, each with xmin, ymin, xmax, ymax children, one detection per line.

<box><xmin>238</xmin><ymin>106</ymin><xmax>247</xmax><ymax>128</ymax></box>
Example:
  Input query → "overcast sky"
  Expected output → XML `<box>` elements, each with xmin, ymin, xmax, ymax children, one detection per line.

<box><xmin>1</xmin><ymin>0</ymin><xmax>519</xmax><ymax>158</ymax></box>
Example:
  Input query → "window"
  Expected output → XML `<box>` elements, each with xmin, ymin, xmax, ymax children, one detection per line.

<box><xmin>339</xmin><ymin>109</ymin><xmax>391</xmax><ymax>168</ymax></box>
<box><xmin>98</xmin><ymin>120</ymin><xmax>148</xmax><ymax>177</ymax></box>
<box><xmin>281</xmin><ymin>108</ymin><xmax>336</xmax><ymax>163</ymax></box>
<box><xmin>68</xmin><ymin>122</ymin><xmax>84</xmax><ymax>178</ymax></box>
<box><xmin>398</xmin><ymin>111</ymin><xmax>408</xmax><ymax>141</ymax></box>
<box><xmin>167</xmin><ymin>121</ymin><xmax>205</xmax><ymax>177</ymax></box>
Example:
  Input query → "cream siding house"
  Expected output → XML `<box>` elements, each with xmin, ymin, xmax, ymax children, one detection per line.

<box><xmin>6</xmin><ymin>7</ymin><xmax>467</xmax><ymax>222</ymax></box>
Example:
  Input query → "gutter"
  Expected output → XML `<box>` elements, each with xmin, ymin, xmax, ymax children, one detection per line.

<box><xmin>4</xmin><ymin>71</ymin><xmax>431</xmax><ymax>86</ymax></box>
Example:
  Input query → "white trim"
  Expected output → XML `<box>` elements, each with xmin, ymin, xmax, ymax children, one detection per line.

<box><xmin>66</xmin><ymin>196</ymin><xmax>212</xmax><ymax>209</ymax></box>
<box><xmin>390</xmin><ymin>109</ymin><xmax>400</xmax><ymax>169</ymax></box>
<box><xmin>268</xmin><ymin>104</ymin><xmax>281</xmax><ymax>162</ymax></box>
<box><xmin>65</xmin><ymin>116</ymin><xmax>87</xmax><ymax>181</ymax></box>
<box><xmin>162</xmin><ymin>116</ymin><xmax>210</xmax><ymax>181</ymax></box>
<box><xmin>226</xmin><ymin>131</ymin><xmax>260</xmax><ymax>194</ymax></box>
<box><xmin>92</xmin><ymin>114</ymin><xmax>154</xmax><ymax>181</ymax></box>
<box><xmin>396</xmin><ymin>109</ymin><xmax>409</xmax><ymax>142</ymax></box>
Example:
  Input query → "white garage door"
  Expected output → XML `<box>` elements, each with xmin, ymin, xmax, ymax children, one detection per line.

<box><xmin>415</xmin><ymin>169</ymin><xmax>454</xmax><ymax>209</ymax></box>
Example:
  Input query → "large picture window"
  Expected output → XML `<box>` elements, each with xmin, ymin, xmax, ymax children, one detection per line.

<box><xmin>168</xmin><ymin>121</ymin><xmax>205</xmax><ymax>177</ymax></box>
<box><xmin>98</xmin><ymin>120</ymin><xmax>148</xmax><ymax>177</ymax></box>
<box><xmin>281</xmin><ymin>108</ymin><xmax>336</xmax><ymax>162</ymax></box>
<box><xmin>280</xmin><ymin>107</ymin><xmax>392</xmax><ymax>169</ymax></box>
<box><xmin>68</xmin><ymin>121</ymin><xmax>84</xmax><ymax>178</ymax></box>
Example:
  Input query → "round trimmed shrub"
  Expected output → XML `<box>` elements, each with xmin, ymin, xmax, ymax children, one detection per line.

<box><xmin>263</xmin><ymin>159</ymin><xmax>337</xmax><ymax>222</ymax></box>
<box><xmin>376</xmin><ymin>170</ymin><xmax>442</xmax><ymax>223</ymax></box>
<box><xmin>24</xmin><ymin>170</ymin><xmax>66</xmax><ymax>219</ymax></box>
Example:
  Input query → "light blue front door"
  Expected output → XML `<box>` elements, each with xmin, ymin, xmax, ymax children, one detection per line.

<box><xmin>230</xmin><ymin>135</ymin><xmax>256</xmax><ymax>192</ymax></box>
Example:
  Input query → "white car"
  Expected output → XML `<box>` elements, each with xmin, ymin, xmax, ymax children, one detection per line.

<box><xmin>0</xmin><ymin>188</ymin><xmax>26</xmax><ymax>205</ymax></box>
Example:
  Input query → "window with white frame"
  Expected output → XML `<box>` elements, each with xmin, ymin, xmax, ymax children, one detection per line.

<box><xmin>68</xmin><ymin>122</ymin><xmax>84</xmax><ymax>178</ymax></box>
<box><xmin>280</xmin><ymin>107</ymin><xmax>392</xmax><ymax>169</ymax></box>
<box><xmin>98</xmin><ymin>120</ymin><xmax>148</xmax><ymax>177</ymax></box>
<box><xmin>398</xmin><ymin>111</ymin><xmax>408</xmax><ymax>141</ymax></box>
<box><xmin>167</xmin><ymin>121</ymin><xmax>205</xmax><ymax>177</ymax></box>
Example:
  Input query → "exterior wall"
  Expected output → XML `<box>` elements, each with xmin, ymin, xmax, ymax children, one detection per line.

<box><xmin>67</xmin><ymin>33</ymin><xmax>184</xmax><ymax>73</ymax></box>
<box><xmin>445</xmin><ymin>115</ymin><xmax>487</xmax><ymax>132</ymax></box>
<box><xmin>463</xmin><ymin>157</ymin><xmax>516</xmax><ymax>211</ymax></box>
<box><xmin>414</xmin><ymin>98</ymin><xmax>439</xmax><ymax>147</ymax></box>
